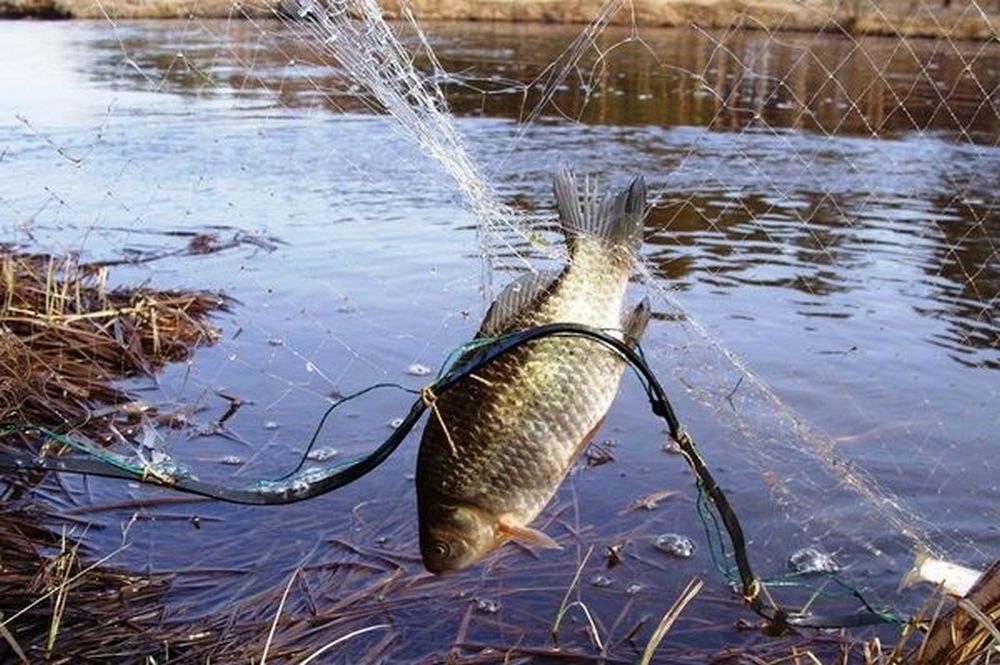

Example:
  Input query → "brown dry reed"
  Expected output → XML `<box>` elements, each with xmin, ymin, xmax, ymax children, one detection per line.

<box><xmin>0</xmin><ymin>248</ymin><xmax>225</xmax><ymax>438</ymax></box>
<box><xmin>0</xmin><ymin>247</ymin><xmax>225</xmax><ymax>663</ymax></box>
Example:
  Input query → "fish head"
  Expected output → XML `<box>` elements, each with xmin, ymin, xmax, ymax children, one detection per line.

<box><xmin>419</xmin><ymin>501</ymin><xmax>498</xmax><ymax>573</ymax></box>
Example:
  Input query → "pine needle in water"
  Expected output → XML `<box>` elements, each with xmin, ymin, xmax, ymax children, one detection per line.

<box><xmin>298</xmin><ymin>624</ymin><xmax>391</xmax><ymax>665</ymax></box>
<box><xmin>551</xmin><ymin>544</ymin><xmax>594</xmax><ymax>644</ymax></box>
<box><xmin>0</xmin><ymin>613</ymin><xmax>28</xmax><ymax>664</ymax></box>
<box><xmin>638</xmin><ymin>577</ymin><xmax>703</xmax><ymax>665</ymax></box>
<box><xmin>0</xmin><ymin>543</ymin><xmax>131</xmax><ymax>631</ymax></box>
<box><xmin>261</xmin><ymin>567</ymin><xmax>299</xmax><ymax>665</ymax></box>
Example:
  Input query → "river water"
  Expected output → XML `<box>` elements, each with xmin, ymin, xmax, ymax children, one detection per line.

<box><xmin>1</xmin><ymin>17</ymin><xmax>998</xmax><ymax>661</ymax></box>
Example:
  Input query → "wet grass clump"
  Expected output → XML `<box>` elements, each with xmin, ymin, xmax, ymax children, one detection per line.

<box><xmin>0</xmin><ymin>248</ymin><xmax>225</xmax><ymax>438</ymax></box>
<box><xmin>0</xmin><ymin>247</ymin><xmax>225</xmax><ymax>662</ymax></box>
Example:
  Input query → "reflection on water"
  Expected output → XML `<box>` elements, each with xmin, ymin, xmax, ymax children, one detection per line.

<box><xmin>90</xmin><ymin>21</ymin><xmax>1000</xmax><ymax>141</ymax></box>
<box><xmin>647</xmin><ymin>181</ymin><xmax>999</xmax><ymax>369</ymax></box>
<box><xmin>436</xmin><ymin>23</ymin><xmax>1000</xmax><ymax>143</ymax></box>
<box><xmin>78</xmin><ymin>19</ymin><xmax>1000</xmax><ymax>367</ymax></box>
<box><xmin>0</xmin><ymin>17</ymin><xmax>998</xmax><ymax>661</ymax></box>
<box><xmin>921</xmin><ymin>189</ymin><xmax>999</xmax><ymax>367</ymax></box>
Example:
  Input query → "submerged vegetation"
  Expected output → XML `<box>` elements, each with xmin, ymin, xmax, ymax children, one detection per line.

<box><xmin>0</xmin><ymin>0</ymin><xmax>996</xmax><ymax>653</ymax></box>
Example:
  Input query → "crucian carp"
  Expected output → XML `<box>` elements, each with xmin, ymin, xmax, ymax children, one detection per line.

<box><xmin>416</xmin><ymin>167</ymin><xmax>650</xmax><ymax>573</ymax></box>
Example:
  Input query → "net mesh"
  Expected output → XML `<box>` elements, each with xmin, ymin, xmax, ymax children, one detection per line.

<box><xmin>0</xmin><ymin>0</ymin><xmax>997</xmax><ymax>659</ymax></box>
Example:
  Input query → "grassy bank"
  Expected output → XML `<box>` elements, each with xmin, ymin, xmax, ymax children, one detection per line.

<box><xmin>0</xmin><ymin>0</ymin><xmax>997</xmax><ymax>41</ymax></box>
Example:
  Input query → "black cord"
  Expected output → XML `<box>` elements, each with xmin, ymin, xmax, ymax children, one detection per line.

<box><xmin>0</xmin><ymin>323</ymin><xmax>899</xmax><ymax>630</ymax></box>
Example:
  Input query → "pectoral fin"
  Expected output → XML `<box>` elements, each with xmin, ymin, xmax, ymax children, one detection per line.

<box><xmin>623</xmin><ymin>297</ymin><xmax>652</xmax><ymax>348</ymax></box>
<box><xmin>498</xmin><ymin>520</ymin><xmax>562</xmax><ymax>550</ymax></box>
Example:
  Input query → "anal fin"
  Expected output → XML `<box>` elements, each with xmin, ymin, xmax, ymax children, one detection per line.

<box><xmin>498</xmin><ymin>519</ymin><xmax>562</xmax><ymax>550</ymax></box>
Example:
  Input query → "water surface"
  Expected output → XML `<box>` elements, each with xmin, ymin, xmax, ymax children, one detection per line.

<box><xmin>0</xmin><ymin>17</ymin><xmax>998</xmax><ymax>661</ymax></box>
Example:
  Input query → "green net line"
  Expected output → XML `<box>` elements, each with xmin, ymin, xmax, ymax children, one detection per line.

<box><xmin>688</xmin><ymin>436</ymin><xmax>906</xmax><ymax>624</ymax></box>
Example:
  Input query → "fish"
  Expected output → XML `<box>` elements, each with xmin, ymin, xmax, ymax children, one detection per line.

<box><xmin>899</xmin><ymin>549</ymin><xmax>985</xmax><ymax>597</ymax></box>
<box><xmin>416</xmin><ymin>167</ymin><xmax>650</xmax><ymax>574</ymax></box>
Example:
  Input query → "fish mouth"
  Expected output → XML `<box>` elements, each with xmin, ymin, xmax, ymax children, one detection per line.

<box><xmin>418</xmin><ymin>502</ymin><xmax>499</xmax><ymax>574</ymax></box>
<box><xmin>422</xmin><ymin>556</ymin><xmax>459</xmax><ymax>575</ymax></box>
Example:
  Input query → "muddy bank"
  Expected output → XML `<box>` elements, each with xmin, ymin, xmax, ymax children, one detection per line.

<box><xmin>1</xmin><ymin>0</ymin><xmax>997</xmax><ymax>40</ymax></box>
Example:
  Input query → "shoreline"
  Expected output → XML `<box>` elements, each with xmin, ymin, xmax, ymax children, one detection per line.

<box><xmin>0</xmin><ymin>0</ymin><xmax>998</xmax><ymax>41</ymax></box>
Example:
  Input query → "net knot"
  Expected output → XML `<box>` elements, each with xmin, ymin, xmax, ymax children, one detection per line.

<box><xmin>141</xmin><ymin>464</ymin><xmax>176</xmax><ymax>486</ymax></box>
<box><xmin>421</xmin><ymin>384</ymin><xmax>459</xmax><ymax>458</ymax></box>
<box><xmin>420</xmin><ymin>385</ymin><xmax>438</xmax><ymax>408</ymax></box>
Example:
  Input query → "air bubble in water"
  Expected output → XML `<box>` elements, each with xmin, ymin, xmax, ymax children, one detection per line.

<box><xmin>148</xmin><ymin>458</ymin><xmax>191</xmax><ymax>480</ymax></box>
<box><xmin>654</xmin><ymin>533</ymin><xmax>696</xmax><ymax>558</ymax></box>
<box><xmin>220</xmin><ymin>456</ymin><xmax>244</xmax><ymax>466</ymax></box>
<box><xmin>407</xmin><ymin>363</ymin><xmax>432</xmax><ymax>376</ymax></box>
<box><xmin>475</xmin><ymin>598</ymin><xmax>500</xmax><ymax>614</ymax></box>
<box><xmin>590</xmin><ymin>574</ymin><xmax>613</xmax><ymax>588</ymax></box>
<box><xmin>662</xmin><ymin>439</ymin><xmax>683</xmax><ymax>455</ymax></box>
<box><xmin>306</xmin><ymin>447</ymin><xmax>339</xmax><ymax>462</ymax></box>
<box><xmin>388</xmin><ymin>417</ymin><xmax>404</xmax><ymax>428</ymax></box>
<box><xmin>626</xmin><ymin>583</ymin><xmax>643</xmax><ymax>595</ymax></box>
<box><xmin>788</xmin><ymin>547</ymin><xmax>840</xmax><ymax>574</ymax></box>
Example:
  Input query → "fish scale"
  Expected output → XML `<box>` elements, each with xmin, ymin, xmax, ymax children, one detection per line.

<box><xmin>416</xmin><ymin>168</ymin><xmax>650</xmax><ymax>573</ymax></box>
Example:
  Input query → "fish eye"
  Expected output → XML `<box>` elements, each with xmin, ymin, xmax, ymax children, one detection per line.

<box><xmin>431</xmin><ymin>540</ymin><xmax>451</xmax><ymax>559</ymax></box>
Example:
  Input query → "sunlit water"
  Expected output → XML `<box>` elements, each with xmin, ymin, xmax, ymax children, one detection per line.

<box><xmin>1</xmin><ymin>18</ymin><xmax>998</xmax><ymax>660</ymax></box>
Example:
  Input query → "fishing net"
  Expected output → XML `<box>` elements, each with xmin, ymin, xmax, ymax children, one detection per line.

<box><xmin>0</xmin><ymin>0</ymin><xmax>997</xmax><ymax>660</ymax></box>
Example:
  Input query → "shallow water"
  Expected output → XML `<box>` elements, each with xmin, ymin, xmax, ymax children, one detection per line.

<box><xmin>1</xmin><ymin>17</ymin><xmax>998</xmax><ymax>661</ymax></box>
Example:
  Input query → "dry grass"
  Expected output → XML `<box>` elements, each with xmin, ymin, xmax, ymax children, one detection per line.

<box><xmin>0</xmin><ymin>248</ymin><xmax>226</xmax><ymax>441</ymax></box>
<box><xmin>894</xmin><ymin>563</ymin><xmax>1000</xmax><ymax>665</ymax></box>
<box><xmin>0</xmin><ymin>501</ymin><xmax>171</xmax><ymax>663</ymax></box>
<box><xmin>0</xmin><ymin>0</ymin><xmax>996</xmax><ymax>41</ymax></box>
<box><xmin>0</xmin><ymin>246</ymin><xmax>226</xmax><ymax>662</ymax></box>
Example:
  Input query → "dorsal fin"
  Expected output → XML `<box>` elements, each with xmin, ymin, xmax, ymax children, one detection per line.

<box><xmin>478</xmin><ymin>271</ymin><xmax>557</xmax><ymax>336</ymax></box>
<box><xmin>623</xmin><ymin>298</ymin><xmax>652</xmax><ymax>349</ymax></box>
<box><xmin>553</xmin><ymin>167</ymin><xmax>646</xmax><ymax>257</ymax></box>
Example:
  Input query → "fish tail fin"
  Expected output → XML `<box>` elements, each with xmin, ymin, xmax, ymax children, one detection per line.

<box><xmin>623</xmin><ymin>297</ymin><xmax>652</xmax><ymax>348</ymax></box>
<box><xmin>553</xmin><ymin>166</ymin><xmax>646</xmax><ymax>261</ymax></box>
<box><xmin>899</xmin><ymin>548</ymin><xmax>930</xmax><ymax>591</ymax></box>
